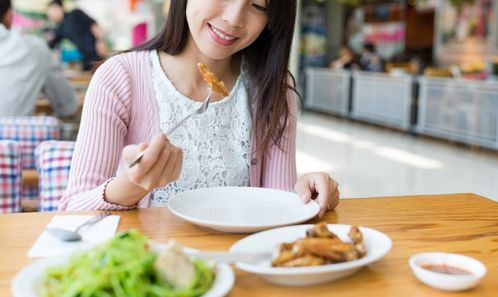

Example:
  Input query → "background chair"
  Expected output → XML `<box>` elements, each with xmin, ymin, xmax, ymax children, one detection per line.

<box><xmin>0</xmin><ymin>116</ymin><xmax>60</xmax><ymax>208</ymax></box>
<box><xmin>0</xmin><ymin>140</ymin><xmax>22</xmax><ymax>213</ymax></box>
<box><xmin>36</xmin><ymin>140</ymin><xmax>75</xmax><ymax>212</ymax></box>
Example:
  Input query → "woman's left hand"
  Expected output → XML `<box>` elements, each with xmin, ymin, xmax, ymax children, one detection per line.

<box><xmin>294</xmin><ymin>172</ymin><xmax>340</xmax><ymax>217</ymax></box>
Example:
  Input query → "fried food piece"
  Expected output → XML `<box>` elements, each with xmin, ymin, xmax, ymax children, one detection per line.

<box><xmin>306</xmin><ymin>222</ymin><xmax>339</xmax><ymax>239</ymax></box>
<box><xmin>197</xmin><ymin>63</ymin><xmax>229</xmax><ymax>97</ymax></box>
<box><xmin>348</xmin><ymin>226</ymin><xmax>362</xmax><ymax>244</ymax></box>
<box><xmin>271</xmin><ymin>224</ymin><xmax>367</xmax><ymax>267</ymax></box>
<box><xmin>348</xmin><ymin>226</ymin><xmax>366</xmax><ymax>257</ymax></box>
<box><xmin>272</xmin><ymin>244</ymin><xmax>301</xmax><ymax>266</ymax></box>
<box><xmin>279</xmin><ymin>254</ymin><xmax>325</xmax><ymax>267</ymax></box>
<box><xmin>297</xmin><ymin>237</ymin><xmax>359</xmax><ymax>262</ymax></box>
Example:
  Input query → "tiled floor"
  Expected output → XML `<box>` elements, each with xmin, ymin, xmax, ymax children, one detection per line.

<box><xmin>296</xmin><ymin>112</ymin><xmax>498</xmax><ymax>202</ymax></box>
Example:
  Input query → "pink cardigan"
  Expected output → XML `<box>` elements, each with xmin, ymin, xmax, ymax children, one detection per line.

<box><xmin>59</xmin><ymin>51</ymin><xmax>297</xmax><ymax>211</ymax></box>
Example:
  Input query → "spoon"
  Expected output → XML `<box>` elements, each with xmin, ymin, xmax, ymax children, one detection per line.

<box><xmin>46</xmin><ymin>212</ymin><xmax>111</xmax><ymax>242</ymax></box>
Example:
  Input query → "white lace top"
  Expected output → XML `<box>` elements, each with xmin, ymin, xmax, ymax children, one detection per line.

<box><xmin>149</xmin><ymin>50</ymin><xmax>252</xmax><ymax>207</ymax></box>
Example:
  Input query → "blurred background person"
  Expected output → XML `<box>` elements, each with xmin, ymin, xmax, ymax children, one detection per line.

<box><xmin>46</xmin><ymin>0</ymin><xmax>107</xmax><ymax>71</ymax></box>
<box><xmin>357</xmin><ymin>43</ymin><xmax>383</xmax><ymax>72</ymax></box>
<box><xmin>329</xmin><ymin>46</ymin><xmax>356</xmax><ymax>70</ymax></box>
<box><xmin>0</xmin><ymin>0</ymin><xmax>78</xmax><ymax>117</ymax></box>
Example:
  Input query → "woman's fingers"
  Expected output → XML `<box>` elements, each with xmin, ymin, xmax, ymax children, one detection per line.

<box><xmin>294</xmin><ymin>177</ymin><xmax>313</xmax><ymax>203</ymax></box>
<box><xmin>125</xmin><ymin>133</ymin><xmax>168</xmax><ymax>188</ymax></box>
<box><xmin>172</xmin><ymin>148</ymin><xmax>183</xmax><ymax>179</ymax></box>
<box><xmin>122</xmin><ymin>143</ymin><xmax>148</xmax><ymax>163</ymax></box>
<box><xmin>312</xmin><ymin>174</ymin><xmax>331</xmax><ymax>217</ymax></box>
<box><xmin>141</xmin><ymin>146</ymin><xmax>171</xmax><ymax>191</ymax></box>
<box><xmin>295</xmin><ymin>172</ymin><xmax>341</xmax><ymax>217</ymax></box>
<box><xmin>158</xmin><ymin>146</ymin><xmax>183</xmax><ymax>186</ymax></box>
<box><xmin>139</xmin><ymin>134</ymin><xmax>168</xmax><ymax>167</ymax></box>
<box><xmin>328</xmin><ymin>177</ymin><xmax>340</xmax><ymax>210</ymax></box>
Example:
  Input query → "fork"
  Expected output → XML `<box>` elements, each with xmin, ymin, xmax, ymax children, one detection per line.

<box><xmin>128</xmin><ymin>88</ymin><xmax>212</xmax><ymax>168</ymax></box>
<box><xmin>148</xmin><ymin>241</ymin><xmax>273</xmax><ymax>264</ymax></box>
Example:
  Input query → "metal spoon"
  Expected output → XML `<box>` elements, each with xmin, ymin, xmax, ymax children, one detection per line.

<box><xmin>46</xmin><ymin>212</ymin><xmax>111</xmax><ymax>242</ymax></box>
<box><xmin>128</xmin><ymin>88</ymin><xmax>212</xmax><ymax>168</ymax></box>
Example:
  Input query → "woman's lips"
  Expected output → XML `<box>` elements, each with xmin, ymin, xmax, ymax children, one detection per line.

<box><xmin>208</xmin><ymin>24</ymin><xmax>238</xmax><ymax>46</ymax></box>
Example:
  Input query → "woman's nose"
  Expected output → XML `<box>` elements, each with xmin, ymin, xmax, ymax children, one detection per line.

<box><xmin>222</xmin><ymin>2</ymin><xmax>245</xmax><ymax>28</ymax></box>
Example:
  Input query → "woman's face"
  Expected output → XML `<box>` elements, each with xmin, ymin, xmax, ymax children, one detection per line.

<box><xmin>186</xmin><ymin>0</ymin><xmax>268</xmax><ymax>60</ymax></box>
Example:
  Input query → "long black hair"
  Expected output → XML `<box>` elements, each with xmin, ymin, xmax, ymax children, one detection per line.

<box><xmin>133</xmin><ymin>0</ymin><xmax>299</xmax><ymax>154</ymax></box>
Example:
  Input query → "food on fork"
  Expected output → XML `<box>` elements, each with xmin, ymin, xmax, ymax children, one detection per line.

<box><xmin>197</xmin><ymin>62</ymin><xmax>229</xmax><ymax>97</ymax></box>
<box><xmin>272</xmin><ymin>223</ymin><xmax>367</xmax><ymax>267</ymax></box>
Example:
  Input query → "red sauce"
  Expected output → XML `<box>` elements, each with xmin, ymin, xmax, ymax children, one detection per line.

<box><xmin>421</xmin><ymin>263</ymin><xmax>471</xmax><ymax>275</ymax></box>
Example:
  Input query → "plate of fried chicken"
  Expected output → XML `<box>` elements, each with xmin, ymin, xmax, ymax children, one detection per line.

<box><xmin>230</xmin><ymin>223</ymin><xmax>392</xmax><ymax>286</ymax></box>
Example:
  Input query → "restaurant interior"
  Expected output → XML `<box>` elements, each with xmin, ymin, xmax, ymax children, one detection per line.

<box><xmin>0</xmin><ymin>0</ymin><xmax>497</xmax><ymax>296</ymax></box>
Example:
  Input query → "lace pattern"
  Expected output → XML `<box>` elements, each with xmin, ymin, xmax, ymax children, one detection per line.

<box><xmin>149</xmin><ymin>50</ymin><xmax>251</xmax><ymax>207</ymax></box>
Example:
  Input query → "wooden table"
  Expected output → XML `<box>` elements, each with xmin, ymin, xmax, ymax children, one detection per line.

<box><xmin>1</xmin><ymin>193</ymin><xmax>497</xmax><ymax>296</ymax></box>
<box><xmin>64</xmin><ymin>69</ymin><xmax>92</xmax><ymax>91</ymax></box>
<box><xmin>35</xmin><ymin>91</ymin><xmax>86</xmax><ymax>116</ymax></box>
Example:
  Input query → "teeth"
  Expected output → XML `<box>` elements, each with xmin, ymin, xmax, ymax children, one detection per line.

<box><xmin>211</xmin><ymin>26</ymin><xmax>236</xmax><ymax>41</ymax></box>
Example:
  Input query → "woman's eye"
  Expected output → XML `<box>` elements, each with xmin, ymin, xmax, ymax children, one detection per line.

<box><xmin>252</xmin><ymin>3</ymin><xmax>267</xmax><ymax>13</ymax></box>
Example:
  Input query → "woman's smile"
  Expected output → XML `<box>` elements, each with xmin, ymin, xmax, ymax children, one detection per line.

<box><xmin>208</xmin><ymin>24</ymin><xmax>238</xmax><ymax>46</ymax></box>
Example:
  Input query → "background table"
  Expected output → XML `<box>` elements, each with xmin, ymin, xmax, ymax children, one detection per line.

<box><xmin>1</xmin><ymin>193</ymin><xmax>497</xmax><ymax>296</ymax></box>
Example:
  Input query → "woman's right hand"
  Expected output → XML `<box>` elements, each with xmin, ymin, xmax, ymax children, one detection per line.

<box><xmin>122</xmin><ymin>133</ymin><xmax>183</xmax><ymax>192</ymax></box>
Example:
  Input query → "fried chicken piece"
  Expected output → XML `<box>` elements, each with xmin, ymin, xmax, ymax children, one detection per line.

<box><xmin>279</xmin><ymin>254</ymin><xmax>325</xmax><ymax>267</ymax></box>
<box><xmin>306</xmin><ymin>222</ymin><xmax>339</xmax><ymax>239</ymax></box>
<box><xmin>197</xmin><ymin>63</ymin><xmax>229</xmax><ymax>97</ymax></box>
<box><xmin>272</xmin><ymin>224</ymin><xmax>367</xmax><ymax>267</ymax></box>
<box><xmin>272</xmin><ymin>243</ymin><xmax>302</xmax><ymax>266</ymax></box>
<box><xmin>348</xmin><ymin>226</ymin><xmax>366</xmax><ymax>257</ymax></box>
<box><xmin>348</xmin><ymin>226</ymin><xmax>362</xmax><ymax>244</ymax></box>
<box><xmin>278</xmin><ymin>242</ymin><xmax>295</xmax><ymax>252</ymax></box>
<box><xmin>297</xmin><ymin>237</ymin><xmax>359</xmax><ymax>262</ymax></box>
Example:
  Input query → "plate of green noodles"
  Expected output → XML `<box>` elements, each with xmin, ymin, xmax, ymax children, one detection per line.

<box><xmin>12</xmin><ymin>230</ymin><xmax>234</xmax><ymax>297</ymax></box>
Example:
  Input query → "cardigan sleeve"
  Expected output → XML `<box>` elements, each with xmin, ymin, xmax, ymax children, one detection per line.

<box><xmin>59</xmin><ymin>55</ymin><xmax>137</xmax><ymax>211</ymax></box>
<box><xmin>260</xmin><ymin>87</ymin><xmax>298</xmax><ymax>192</ymax></box>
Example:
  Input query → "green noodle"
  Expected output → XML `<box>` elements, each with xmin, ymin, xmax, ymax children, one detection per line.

<box><xmin>41</xmin><ymin>230</ymin><xmax>215</xmax><ymax>297</ymax></box>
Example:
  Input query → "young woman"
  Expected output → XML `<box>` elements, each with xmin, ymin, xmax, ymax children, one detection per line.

<box><xmin>60</xmin><ymin>0</ymin><xmax>340</xmax><ymax>216</ymax></box>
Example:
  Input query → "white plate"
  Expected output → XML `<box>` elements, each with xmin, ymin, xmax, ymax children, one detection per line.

<box><xmin>12</xmin><ymin>254</ymin><xmax>234</xmax><ymax>297</ymax></box>
<box><xmin>230</xmin><ymin>224</ymin><xmax>392</xmax><ymax>286</ymax></box>
<box><xmin>168</xmin><ymin>187</ymin><xmax>319</xmax><ymax>233</ymax></box>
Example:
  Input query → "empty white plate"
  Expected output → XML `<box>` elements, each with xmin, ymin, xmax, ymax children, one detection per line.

<box><xmin>12</xmin><ymin>254</ymin><xmax>234</xmax><ymax>297</ymax></box>
<box><xmin>167</xmin><ymin>187</ymin><xmax>320</xmax><ymax>233</ymax></box>
<box><xmin>230</xmin><ymin>224</ymin><xmax>392</xmax><ymax>286</ymax></box>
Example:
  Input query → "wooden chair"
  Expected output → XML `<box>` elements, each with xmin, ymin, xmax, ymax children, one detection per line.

<box><xmin>0</xmin><ymin>116</ymin><xmax>60</xmax><ymax>207</ymax></box>
<box><xmin>35</xmin><ymin>141</ymin><xmax>75</xmax><ymax>212</ymax></box>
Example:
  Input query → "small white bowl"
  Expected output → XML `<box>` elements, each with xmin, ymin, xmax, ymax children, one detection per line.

<box><xmin>409</xmin><ymin>252</ymin><xmax>486</xmax><ymax>291</ymax></box>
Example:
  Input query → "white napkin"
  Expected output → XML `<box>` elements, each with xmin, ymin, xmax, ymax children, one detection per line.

<box><xmin>28</xmin><ymin>215</ymin><xmax>120</xmax><ymax>258</ymax></box>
